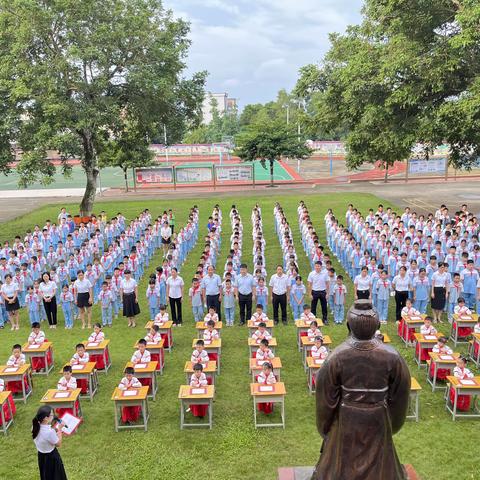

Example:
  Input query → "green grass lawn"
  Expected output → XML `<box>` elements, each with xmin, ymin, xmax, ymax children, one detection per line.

<box><xmin>0</xmin><ymin>193</ymin><xmax>478</xmax><ymax>480</ymax></box>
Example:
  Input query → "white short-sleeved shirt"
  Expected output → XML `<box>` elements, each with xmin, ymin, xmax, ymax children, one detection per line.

<box><xmin>269</xmin><ymin>274</ymin><xmax>290</xmax><ymax>295</ymax></box>
<box><xmin>161</xmin><ymin>226</ymin><xmax>171</xmax><ymax>240</ymax></box>
<box><xmin>34</xmin><ymin>425</ymin><xmax>59</xmax><ymax>454</ymax></box>
<box><xmin>307</xmin><ymin>271</ymin><xmax>329</xmax><ymax>291</ymax></box>
<box><xmin>39</xmin><ymin>281</ymin><xmax>57</xmax><ymax>299</ymax></box>
<box><xmin>74</xmin><ymin>278</ymin><xmax>92</xmax><ymax>294</ymax></box>
<box><xmin>393</xmin><ymin>275</ymin><xmax>410</xmax><ymax>292</ymax></box>
<box><xmin>166</xmin><ymin>276</ymin><xmax>184</xmax><ymax>299</ymax></box>
<box><xmin>1</xmin><ymin>283</ymin><xmax>18</xmax><ymax>297</ymax></box>
<box><xmin>354</xmin><ymin>275</ymin><xmax>371</xmax><ymax>290</ymax></box>
<box><xmin>432</xmin><ymin>272</ymin><xmax>449</xmax><ymax>288</ymax></box>
<box><xmin>121</xmin><ymin>278</ymin><xmax>137</xmax><ymax>294</ymax></box>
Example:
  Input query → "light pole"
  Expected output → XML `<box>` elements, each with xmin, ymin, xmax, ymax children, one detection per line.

<box><xmin>163</xmin><ymin>124</ymin><xmax>169</xmax><ymax>164</ymax></box>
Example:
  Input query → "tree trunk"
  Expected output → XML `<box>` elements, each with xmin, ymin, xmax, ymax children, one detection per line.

<box><xmin>123</xmin><ymin>167</ymin><xmax>129</xmax><ymax>192</ymax></box>
<box><xmin>384</xmin><ymin>162</ymin><xmax>388</xmax><ymax>183</ymax></box>
<box><xmin>79</xmin><ymin>132</ymin><xmax>99</xmax><ymax>216</ymax></box>
<box><xmin>270</xmin><ymin>159</ymin><xmax>274</xmax><ymax>187</ymax></box>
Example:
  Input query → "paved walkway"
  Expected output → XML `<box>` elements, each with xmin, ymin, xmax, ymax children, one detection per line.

<box><xmin>1</xmin><ymin>180</ymin><xmax>479</xmax><ymax>223</ymax></box>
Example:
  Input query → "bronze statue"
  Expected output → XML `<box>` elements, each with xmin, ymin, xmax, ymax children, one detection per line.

<box><xmin>312</xmin><ymin>300</ymin><xmax>411</xmax><ymax>480</ymax></box>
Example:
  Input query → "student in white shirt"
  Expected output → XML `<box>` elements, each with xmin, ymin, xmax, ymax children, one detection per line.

<box><xmin>32</xmin><ymin>406</ymin><xmax>67</xmax><ymax>479</ymax></box>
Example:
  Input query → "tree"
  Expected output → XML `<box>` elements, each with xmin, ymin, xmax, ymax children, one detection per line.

<box><xmin>99</xmin><ymin>120</ymin><xmax>154</xmax><ymax>192</ymax></box>
<box><xmin>0</xmin><ymin>0</ymin><xmax>206</xmax><ymax>214</ymax></box>
<box><xmin>235</xmin><ymin>119</ymin><xmax>312</xmax><ymax>186</ymax></box>
<box><xmin>294</xmin><ymin>0</ymin><xmax>480</xmax><ymax>171</ymax></box>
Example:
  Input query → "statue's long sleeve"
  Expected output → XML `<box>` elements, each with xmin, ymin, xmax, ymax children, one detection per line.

<box><xmin>387</xmin><ymin>355</ymin><xmax>411</xmax><ymax>434</ymax></box>
<box><xmin>315</xmin><ymin>357</ymin><xmax>341</xmax><ymax>438</ymax></box>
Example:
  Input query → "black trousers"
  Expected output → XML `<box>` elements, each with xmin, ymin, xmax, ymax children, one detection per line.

<box><xmin>238</xmin><ymin>292</ymin><xmax>252</xmax><ymax>324</ymax></box>
<box><xmin>395</xmin><ymin>290</ymin><xmax>408</xmax><ymax>321</ymax></box>
<box><xmin>311</xmin><ymin>290</ymin><xmax>328</xmax><ymax>322</ymax></box>
<box><xmin>43</xmin><ymin>297</ymin><xmax>58</xmax><ymax>326</ymax></box>
<box><xmin>272</xmin><ymin>293</ymin><xmax>287</xmax><ymax>324</ymax></box>
<box><xmin>169</xmin><ymin>297</ymin><xmax>182</xmax><ymax>324</ymax></box>
<box><xmin>206</xmin><ymin>294</ymin><xmax>221</xmax><ymax>321</ymax></box>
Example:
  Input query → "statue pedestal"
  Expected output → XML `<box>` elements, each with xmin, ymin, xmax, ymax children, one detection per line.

<box><xmin>278</xmin><ymin>465</ymin><xmax>420</xmax><ymax>480</ymax></box>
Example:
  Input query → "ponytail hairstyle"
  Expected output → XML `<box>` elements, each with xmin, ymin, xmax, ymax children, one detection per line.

<box><xmin>32</xmin><ymin>405</ymin><xmax>53</xmax><ymax>439</ymax></box>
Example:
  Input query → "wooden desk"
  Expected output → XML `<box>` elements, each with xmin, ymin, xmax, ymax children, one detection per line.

<box><xmin>445</xmin><ymin>376</ymin><xmax>480</xmax><ymax>420</ymax></box>
<box><xmin>178</xmin><ymin>385</ymin><xmax>215</xmax><ymax>429</ymax></box>
<box><xmin>196</xmin><ymin>321</ymin><xmax>223</xmax><ymax>337</ymax></box>
<box><xmin>249</xmin><ymin>357</ymin><xmax>282</xmax><ymax>382</ymax></box>
<box><xmin>400</xmin><ymin>315</ymin><xmax>426</xmax><ymax>346</ymax></box>
<box><xmin>294</xmin><ymin>319</ymin><xmax>324</xmax><ymax>351</ymax></box>
<box><xmin>0</xmin><ymin>391</ymin><xmax>14</xmax><ymax>435</ymax></box>
<box><xmin>125</xmin><ymin>362</ymin><xmax>159</xmax><ymax>400</ymax></box>
<box><xmin>247</xmin><ymin>319</ymin><xmax>274</xmax><ymax>336</ymax></box>
<box><xmin>145</xmin><ymin>321</ymin><xmax>173</xmax><ymax>352</ymax></box>
<box><xmin>111</xmin><ymin>386</ymin><xmax>149</xmax><ymax>431</ymax></box>
<box><xmin>427</xmin><ymin>352</ymin><xmax>460</xmax><ymax>391</ymax></box>
<box><xmin>40</xmin><ymin>388</ymin><xmax>82</xmax><ymax>418</ymax></box>
<box><xmin>22</xmin><ymin>342</ymin><xmax>54</xmax><ymax>375</ymax></box>
<box><xmin>450</xmin><ymin>314</ymin><xmax>477</xmax><ymax>346</ymax></box>
<box><xmin>413</xmin><ymin>333</ymin><xmax>444</xmax><ymax>368</ymax></box>
<box><xmin>191</xmin><ymin>339</ymin><xmax>222</xmax><ymax>374</ymax></box>
<box><xmin>248</xmin><ymin>337</ymin><xmax>277</xmax><ymax>357</ymax></box>
<box><xmin>469</xmin><ymin>333</ymin><xmax>480</xmax><ymax>367</ymax></box>
<box><xmin>407</xmin><ymin>377</ymin><xmax>422</xmax><ymax>422</ymax></box>
<box><xmin>64</xmin><ymin>362</ymin><xmax>98</xmax><ymax>402</ymax></box>
<box><xmin>306</xmin><ymin>357</ymin><xmax>325</xmax><ymax>394</ymax></box>
<box><xmin>83</xmin><ymin>339</ymin><xmax>111</xmax><ymax>373</ymax></box>
<box><xmin>301</xmin><ymin>335</ymin><xmax>332</xmax><ymax>370</ymax></box>
<box><xmin>133</xmin><ymin>341</ymin><xmax>165</xmax><ymax>374</ymax></box>
<box><xmin>184</xmin><ymin>361</ymin><xmax>217</xmax><ymax>385</ymax></box>
<box><xmin>250</xmin><ymin>382</ymin><xmax>286</xmax><ymax>428</ymax></box>
<box><xmin>0</xmin><ymin>364</ymin><xmax>33</xmax><ymax>404</ymax></box>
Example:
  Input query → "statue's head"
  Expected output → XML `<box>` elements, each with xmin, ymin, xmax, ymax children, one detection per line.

<box><xmin>346</xmin><ymin>299</ymin><xmax>380</xmax><ymax>340</ymax></box>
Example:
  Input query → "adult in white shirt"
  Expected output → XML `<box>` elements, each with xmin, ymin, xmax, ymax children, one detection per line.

<box><xmin>307</xmin><ymin>261</ymin><xmax>330</xmax><ymax>324</ymax></box>
<box><xmin>160</xmin><ymin>222</ymin><xmax>171</xmax><ymax>256</ymax></box>
<box><xmin>39</xmin><ymin>272</ymin><xmax>58</xmax><ymax>329</ymax></box>
<box><xmin>269</xmin><ymin>265</ymin><xmax>290</xmax><ymax>325</ymax></box>
<box><xmin>166</xmin><ymin>268</ymin><xmax>184</xmax><ymax>326</ymax></box>
<box><xmin>74</xmin><ymin>270</ymin><xmax>93</xmax><ymax>329</ymax></box>
<box><xmin>354</xmin><ymin>267</ymin><xmax>372</xmax><ymax>301</ymax></box>
<box><xmin>32</xmin><ymin>405</ymin><xmax>67</xmax><ymax>480</ymax></box>
<box><xmin>120</xmin><ymin>269</ymin><xmax>140</xmax><ymax>327</ymax></box>
<box><xmin>1</xmin><ymin>273</ymin><xmax>19</xmax><ymax>330</ymax></box>
<box><xmin>392</xmin><ymin>266</ymin><xmax>411</xmax><ymax>323</ymax></box>
<box><xmin>431</xmin><ymin>262</ymin><xmax>449</xmax><ymax>323</ymax></box>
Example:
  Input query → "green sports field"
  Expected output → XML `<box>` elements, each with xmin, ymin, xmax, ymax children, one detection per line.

<box><xmin>0</xmin><ymin>193</ymin><xmax>477</xmax><ymax>480</ymax></box>
<box><xmin>0</xmin><ymin>161</ymin><xmax>292</xmax><ymax>190</ymax></box>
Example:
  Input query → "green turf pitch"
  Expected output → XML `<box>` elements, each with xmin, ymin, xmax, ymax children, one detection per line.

<box><xmin>0</xmin><ymin>193</ymin><xmax>477</xmax><ymax>480</ymax></box>
<box><xmin>0</xmin><ymin>161</ymin><xmax>291</xmax><ymax>190</ymax></box>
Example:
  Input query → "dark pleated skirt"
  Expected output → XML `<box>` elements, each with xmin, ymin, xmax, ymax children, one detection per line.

<box><xmin>431</xmin><ymin>287</ymin><xmax>446</xmax><ymax>310</ymax></box>
<box><xmin>38</xmin><ymin>448</ymin><xmax>68</xmax><ymax>480</ymax></box>
<box><xmin>123</xmin><ymin>292</ymin><xmax>140</xmax><ymax>317</ymax></box>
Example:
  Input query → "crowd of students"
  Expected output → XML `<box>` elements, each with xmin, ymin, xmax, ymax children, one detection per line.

<box><xmin>325</xmin><ymin>203</ymin><xmax>480</xmax><ymax>326</ymax></box>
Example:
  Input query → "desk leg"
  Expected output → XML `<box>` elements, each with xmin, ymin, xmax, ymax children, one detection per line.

<box><xmin>452</xmin><ymin>389</ymin><xmax>458</xmax><ymax>421</ymax></box>
<box><xmin>114</xmin><ymin>402</ymin><xmax>119</xmax><ymax>432</ymax></box>
<box><xmin>142</xmin><ymin>399</ymin><xmax>148</xmax><ymax>431</ymax></box>
<box><xmin>180</xmin><ymin>400</ymin><xmax>184</xmax><ymax>429</ymax></box>
<box><xmin>416</xmin><ymin>345</ymin><xmax>421</xmax><ymax>369</ymax></box>
<box><xmin>103</xmin><ymin>350</ymin><xmax>108</xmax><ymax>374</ymax></box>
<box><xmin>89</xmin><ymin>375</ymin><xmax>93</xmax><ymax>402</ymax></box>
<box><xmin>218</xmin><ymin>351</ymin><xmax>221</xmax><ymax>375</ymax></box>
<box><xmin>253</xmin><ymin>398</ymin><xmax>257</xmax><ymax>429</ymax></box>
<box><xmin>209</xmin><ymin>399</ymin><xmax>212</xmax><ymax>430</ymax></box>
<box><xmin>432</xmin><ymin>363</ymin><xmax>438</xmax><ymax>392</ymax></box>
<box><xmin>282</xmin><ymin>398</ymin><xmax>285</xmax><ymax>429</ymax></box>
<box><xmin>1</xmin><ymin>405</ymin><xmax>6</xmax><ymax>435</ymax></box>
<box><xmin>415</xmin><ymin>393</ymin><xmax>419</xmax><ymax>422</ymax></box>
<box><xmin>21</xmin><ymin>373</ymin><xmax>27</xmax><ymax>404</ymax></box>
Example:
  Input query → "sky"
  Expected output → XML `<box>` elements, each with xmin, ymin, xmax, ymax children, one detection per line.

<box><xmin>163</xmin><ymin>0</ymin><xmax>364</xmax><ymax>108</ymax></box>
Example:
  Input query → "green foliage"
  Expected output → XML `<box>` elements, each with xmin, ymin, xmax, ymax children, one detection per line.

<box><xmin>295</xmin><ymin>0</ymin><xmax>480</xmax><ymax>170</ymax></box>
<box><xmin>0</xmin><ymin>0</ymin><xmax>206</xmax><ymax>213</ymax></box>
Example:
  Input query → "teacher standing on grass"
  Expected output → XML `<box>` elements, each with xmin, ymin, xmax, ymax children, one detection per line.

<box><xmin>235</xmin><ymin>263</ymin><xmax>256</xmax><ymax>325</ymax></box>
<box><xmin>166</xmin><ymin>268</ymin><xmax>184</xmax><ymax>326</ymax></box>
<box><xmin>120</xmin><ymin>269</ymin><xmax>139</xmax><ymax>328</ymax></box>
<box><xmin>32</xmin><ymin>405</ymin><xmax>68</xmax><ymax>480</ymax></box>
<box><xmin>39</xmin><ymin>272</ymin><xmax>58</xmax><ymax>329</ymax></box>
<box><xmin>307</xmin><ymin>261</ymin><xmax>330</xmax><ymax>325</ymax></box>
<box><xmin>269</xmin><ymin>265</ymin><xmax>290</xmax><ymax>325</ymax></box>
<box><xmin>201</xmin><ymin>266</ymin><xmax>222</xmax><ymax>321</ymax></box>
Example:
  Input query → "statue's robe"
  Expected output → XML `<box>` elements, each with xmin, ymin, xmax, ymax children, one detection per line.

<box><xmin>312</xmin><ymin>336</ymin><xmax>410</xmax><ymax>480</ymax></box>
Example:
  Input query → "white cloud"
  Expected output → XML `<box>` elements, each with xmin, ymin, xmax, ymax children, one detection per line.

<box><xmin>164</xmin><ymin>0</ymin><xmax>363</xmax><ymax>105</ymax></box>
